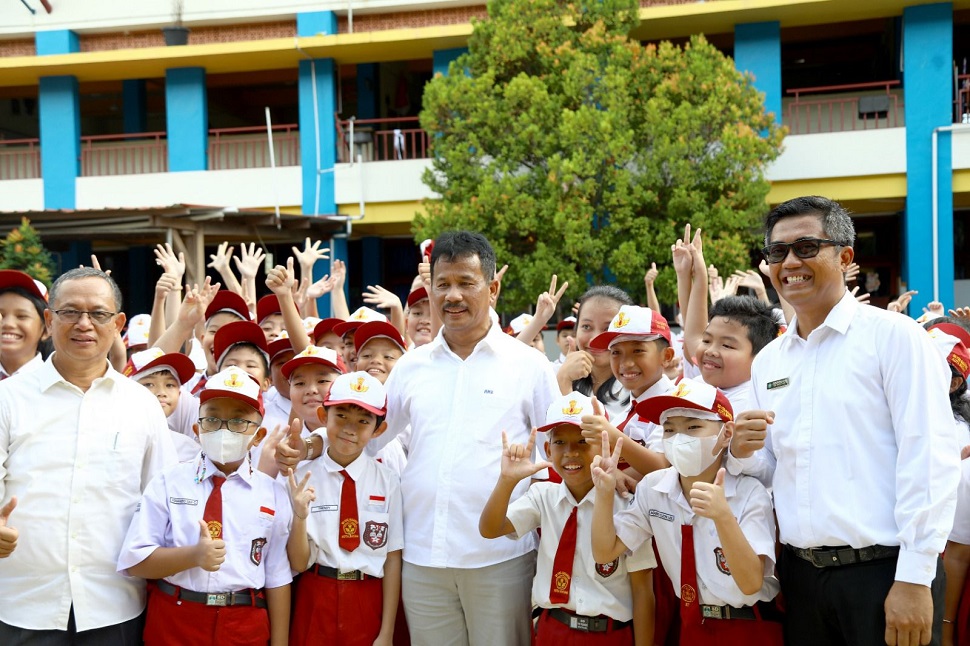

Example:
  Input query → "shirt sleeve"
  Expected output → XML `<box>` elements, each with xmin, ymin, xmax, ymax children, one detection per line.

<box><xmin>623</xmin><ymin>496</ymin><xmax>658</xmax><ymax>572</ymax></box>
<box><xmin>725</xmin><ymin>374</ymin><xmax>777</xmax><ymax>485</ymax></box>
<box><xmin>386</xmin><ymin>475</ymin><xmax>404</xmax><ymax>553</ymax></box>
<box><xmin>735</xmin><ymin>477</ymin><xmax>778</xmax><ymax>571</ymax></box>
<box><xmin>949</xmin><ymin>457</ymin><xmax>970</xmax><ymax>545</ymax></box>
<box><xmin>263</xmin><ymin>481</ymin><xmax>294</xmax><ymax>589</ymax></box>
<box><xmin>614</xmin><ymin>490</ymin><xmax>654</xmax><ymax>554</ymax></box>
<box><xmin>506</xmin><ymin>486</ymin><xmax>542</xmax><ymax>538</ymax></box>
<box><xmin>117</xmin><ymin>471</ymin><xmax>170</xmax><ymax>575</ymax></box>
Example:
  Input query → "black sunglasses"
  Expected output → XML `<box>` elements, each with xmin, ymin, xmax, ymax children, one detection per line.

<box><xmin>762</xmin><ymin>238</ymin><xmax>842</xmax><ymax>264</ymax></box>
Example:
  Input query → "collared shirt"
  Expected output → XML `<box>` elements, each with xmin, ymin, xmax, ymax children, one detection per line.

<box><xmin>119</xmin><ymin>454</ymin><xmax>292</xmax><ymax>592</ymax></box>
<box><xmin>295</xmin><ymin>451</ymin><xmax>403</xmax><ymax>577</ymax></box>
<box><xmin>949</xmin><ymin>419</ymin><xmax>970</xmax><ymax>545</ymax></box>
<box><xmin>168</xmin><ymin>385</ymin><xmax>201</xmax><ymax>438</ymax></box>
<box><xmin>728</xmin><ymin>292</ymin><xmax>960</xmax><ymax>586</ymax></box>
<box><xmin>690</xmin><ymin>376</ymin><xmax>753</xmax><ymax>423</ymax></box>
<box><xmin>262</xmin><ymin>390</ymin><xmax>291</xmax><ymax>436</ymax></box>
<box><xmin>615</xmin><ymin>466</ymin><xmax>779</xmax><ymax>608</ymax></box>
<box><xmin>507</xmin><ymin>483</ymin><xmax>655</xmax><ymax>621</ymax></box>
<box><xmin>626</xmin><ymin>375</ymin><xmax>673</xmax><ymax>452</ymax></box>
<box><xmin>381</xmin><ymin>324</ymin><xmax>560</xmax><ymax>568</ymax></box>
<box><xmin>0</xmin><ymin>356</ymin><xmax>178</xmax><ymax>631</ymax></box>
<box><xmin>0</xmin><ymin>352</ymin><xmax>43</xmax><ymax>380</ymax></box>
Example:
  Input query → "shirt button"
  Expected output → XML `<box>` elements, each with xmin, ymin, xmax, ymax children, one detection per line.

<box><xmin>72</xmin><ymin>498</ymin><xmax>79</xmax><ymax>504</ymax></box>
<box><xmin>71</xmin><ymin>566</ymin><xmax>78</xmax><ymax>573</ymax></box>
<box><xmin>71</xmin><ymin>532</ymin><xmax>77</xmax><ymax>539</ymax></box>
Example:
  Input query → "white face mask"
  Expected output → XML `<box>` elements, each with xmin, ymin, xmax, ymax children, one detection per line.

<box><xmin>200</xmin><ymin>430</ymin><xmax>252</xmax><ymax>464</ymax></box>
<box><xmin>662</xmin><ymin>427</ymin><xmax>723</xmax><ymax>477</ymax></box>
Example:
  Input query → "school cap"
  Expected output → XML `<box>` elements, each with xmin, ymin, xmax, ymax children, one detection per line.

<box><xmin>267</xmin><ymin>337</ymin><xmax>294</xmax><ymax>365</ymax></box>
<box><xmin>302</xmin><ymin>316</ymin><xmax>322</xmax><ymax>335</ymax></box>
<box><xmin>589</xmin><ymin>305</ymin><xmax>671</xmax><ymax>350</ymax></box>
<box><xmin>636</xmin><ymin>379</ymin><xmax>733</xmax><ymax>426</ymax></box>
<box><xmin>0</xmin><ymin>270</ymin><xmax>48</xmax><ymax>302</ymax></box>
<box><xmin>256</xmin><ymin>294</ymin><xmax>285</xmax><ymax>325</ymax></box>
<box><xmin>354</xmin><ymin>321</ymin><xmax>407</xmax><ymax>354</ymax></box>
<box><xmin>333</xmin><ymin>307</ymin><xmax>388</xmax><ymax>338</ymax></box>
<box><xmin>213</xmin><ymin>320</ymin><xmax>270</xmax><ymax>368</ymax></box>
<box><xmin>281</xmin><ymin>344</ymin><xmax>343</xmax><ymax>380</ymax></box>
<box><xmin>556</xmin><ymin>316</ymin><xmax>577</xmax><ymax>332</ymax></box>
<box><xmin>124</xmin><ymin>313</ymin><xmax>152</xmax><ymax>348</ymax></box>
<box><xmin>536</xmin><ymin>391</ymin><xmax>596</xmax><ymax>433</ymax></box>
<box><xmin>124</xmin><ymin>346</ymin><xmax>196</xmax><ymax>385</ymax></box>
<box><xmin>324</xmin><ymin>371</ymin><xmax>387</xmax><ymax>416</ymax></box>
<box><xmin>508</xmin><ymin>313</ymin><xmax>534</xmax><ymax>336</ymax></box>
<box><xmin>205</xmin><ymin>290</ymin><xmax>251</xmax><ymax>323</ymax></box>
<box><xmin>927</xmin><ymin>323</ymin><xmax>970</xmax><ymax>380</ymax></box>
<box><xmin>312</xmin><ymin>318</ymin><xmax>345</xmax><ymax>344</ymax></box>
<box><xmin>200</xmin><ymin>366</ymin><xmax>265</xmax><ymax>417</ymax></box>
<box><xmin>407</xmin><ymin>286</ymin><xmax>429</xmax><ymax>308</ymax></box>
<box><xmin>419</xmin><ymin>239</ymin><xmax>434</xmax><ymax>260</ymax></box>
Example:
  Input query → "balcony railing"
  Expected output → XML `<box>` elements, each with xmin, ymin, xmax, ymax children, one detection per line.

<box><xmin>335</xmin><ymin>116</ymin><xmax>429</xmax><ymax>163</ymax></box>
<box><xmin>0</xmin><ymin>138</ymin><xmax>41</xmax><ymax>180</ymax></box>
<box><xmin>956</xmin><ymin>74</ymin><xmax>970</xmax><ymax>123</ymax></box>
<box><xmin>208</xmin><ymin>124</ymin><xmax>300</xmax><ymax>170</ymax></box>
<box><xmin>784</xmin><ymin>81</ymin><xmax>903</xmax><ymax>135</ymax></box>
<box><xmin>81</xmin><ymin>132</ymin><xmax>168</xmax><ymax>176</ymax></box>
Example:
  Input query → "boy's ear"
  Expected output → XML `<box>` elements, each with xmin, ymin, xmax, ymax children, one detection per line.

<box><xmin>544</xmin><ymin>441</ymin><xmax>551</xmax><ymax>457</ymax></box>
<box><xmin>719</xmin><ymin>422</ymin><xmax>734</xmax><ymax>449</ymax></box>
<box><xmin>372</xmin><ymin>420</ymin><xmax>388</xmax><ymax>438</ymax></box>
<box><xmin>249</xmin><ymin>427</ymin><xmax>267</xmax><ymax>449</ymax></box>
<box><xmin>192</xmin><ymin>423</ymin><xmax>200</xmax><ymax>439</ymax></box>
<box><xmin>662</xmin><ymin>346</ymin><xmax>676</xmax><ymax>364</ymax></box>
<box><xmin>316</xmin><ymin>405</ymin><xmax>327</xmax><ymax>424</ymax></box>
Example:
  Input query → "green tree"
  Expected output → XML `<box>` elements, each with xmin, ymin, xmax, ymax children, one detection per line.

<box><xmin>415</xmin><ymin>0</ymin><xmax>785</xmax><ymax>312</ymax></box>
<box><xmin>0</xmin><ymin>218</ymin><xmax>57</xmax><ymax>287</ymax></box>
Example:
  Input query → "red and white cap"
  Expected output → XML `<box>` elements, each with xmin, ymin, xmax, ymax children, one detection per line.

<box><xmin>324</xmin><ymin>370</ymin><xmax>387</xmax><ymax>416</ymax></box>
<box><xmin>213</xmin><ymin>320</ymin><xmax>270</xmax><ymax>368</ymax></box>
<box><xmin>354</xmin><ymin>321</ymin><xmax>407</xmax><ymax>354</ymax></box>
<box><xmin>281</xmin><ymin>345</ymin><xmax>343</xmax><ymax>380</ymax></box>
<box><xmin>407</xmin><ymin>286</ymin><xmax>429</xmax><ymax>308</ymax></box>
<box><xmin>333</xmin><ymin>307</ymin><xmax>388</xmax><ymax>338</ymax></box>
<box><xmin>589</xmin><ymin>305</ymin><xmax>671</xmax><ymax>350</ymax></box>
<box><xmin>927</xmin><ymin>323</ymin><xmax>970</xmax><ymax>380</ymax></box>
<box><xmin>0</xmin><ymin>270</ymin><xmax>48</xmax><ymax>302</ymax></box>
<box><xmin>313</xmin><ymin>317</ymin><xmax>345</xmax><ymax>344</ymax></box>
<box><xmin>419</xmin><ymin>239</ymin><xmax>434</xmax><ymax>261</ymax></box>
<box><xmin>556</xmin><ymin>316</ymin><xmax>577</xmax><ymax>332</ymax></box>
<box><xmin>205</xmin><ymin>290</ymin><xmax>251</xmax><ymax>322</ymax></box>
<box><xmin>302</xmin><ymin>316</ymin><xmax>322</xmax><ymax>335</ymax></box>
<box><xmin>124</xmin><ymin>313</ymin><xmax>152</xmax><ymax>348</ymax></box>
<box><xmin>200</xmin><ymin>366</ymin><xmax>265</xmax><ymax>417</ymax></box>
<box><xmin>537</xmin><ymin>391</ymin><xmax>596</xmax><ymax>432</ymax></box>
<box><xmin>256</xmin><ymin>294</ymin><xmax>285</xmax><ymax>325</ymax></box>
<box><xmin>636</xmin><ymin>379</ymin><xmax>733</xmax><ymax>426</ymax></box>
<box><xmin>267</xmin><ymin>337</ymin><xmax>294</xmax><ymax>365</ymax></box>
<box><xmin>124</xmin><ymin>346</ymin><xmax>196</xmax><ymax>385</ymax></box>
<box><xmin>508</xmin><ymin>313</ymin><xmax>534</xmax><ymax>336</ymax></box>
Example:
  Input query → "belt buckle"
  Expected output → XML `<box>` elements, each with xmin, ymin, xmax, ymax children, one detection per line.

<box><xmin>807</xmin><ymin>548</ymin><xmax>831</xmax><ymax>568</ymax></box>
<box><xmin>337</xmin><ymin>570</ymin><xmax>358</xmax><ymax>581</ymax></box>
<box><xmin>205</xmin><ymin>593</ymin><xmax>229</xmax><ymax>607</ymax></box>
<box><xmin>568</xmin><ymin>616</ymin><xmax>591</xmax><ymax>632</ymax></box>
<box><xmin>701</xmin><ymin>605</ymin><xmax>723</xmax><ymax>619</ymax></box>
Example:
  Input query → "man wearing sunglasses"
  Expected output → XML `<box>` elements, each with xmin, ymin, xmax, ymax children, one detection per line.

<box><xmin>728</xmin><ymin>196</ymin><xmax>959</xmax><ymax>646</ymax></box>
<box><xmin>0</xmin><ymin>267</ymin><xmax>177</xmax><ymax>645</ymax></box>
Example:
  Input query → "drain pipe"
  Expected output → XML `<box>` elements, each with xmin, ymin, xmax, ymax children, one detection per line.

<box><xmin>931</xmin><ymin>123</ymin><xmax>970</xmax><ymax>302</ymax></box>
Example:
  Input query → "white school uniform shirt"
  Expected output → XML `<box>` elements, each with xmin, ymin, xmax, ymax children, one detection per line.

<box><xmin>624</xmin><ymin>375</ymin><xmax>674</xmax><ymax>453</ymax></box>
<box><xmin>0</xmin><ymin>356</ymin><xmax>178</xmax><ymax>632</ymax></box>
<box><xmin>118</xmin><ymin>454</ymin><xmax>293</xmax><ymax>592</ymax></box>
<box><xmin>0</xmin><ymin>352</ymin><xmax>43</xmax><ymax>379</ymax></box>
<box><xmin>948</xmin><ymin>418</ymin><xmax>970</xmax><ymax>545</ymax></box>
<box><xmin>507</xmin><ymin>482</ymin><xmax>656</xmax><ymax>621</ymax></box>
<box><xmin>167</xmin><ymin>386</ymin><xmax>201</xmax><ymax>438</ymax></box>
<box><xmin>727</xmin><ymin>292</ymin><xmax>960</xmax><ymax>586</ymax></box>
<box><xmin>380</xmin><ymin>324</ymin><xmax>560</xmax><ymax>568</ymax></box>
<box><xmin>262</xmin><ymin>390</ymin><xmax>292</xmax><ymax>435</ymax></box>
<box><xmin>615</xmin><ymin>466</ymin><xmax>779</xmax><ymax>608</ymax></box>
<box><xmin>295</xmin><ymin>451</ymin><xmax>403</xmax><ymax>577</ymax></box>
<box><xmin>691</xmin><ymin>376</ymin><xmax>753</xmax><ymax>424</ymax></box>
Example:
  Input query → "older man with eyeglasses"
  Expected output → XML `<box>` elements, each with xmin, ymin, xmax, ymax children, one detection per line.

<box><xmin>728</xmin><ymin>196</ymin><xmax>960</xmax><ymax>646</ymax></box>
<box><xmin>0</xmin><ymin>267</ymin><xmax>177</xmax><ymax>645</ymax></box>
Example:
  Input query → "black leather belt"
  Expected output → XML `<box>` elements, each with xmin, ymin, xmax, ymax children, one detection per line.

<box><xmin>545</xmin><ymin>607</ymin><xmax>631</xmax><ymax>633</ymax></box>
<box><xmin>310</xmin><ymin>564</ymin><xmax>372</xmax><ymax>581</ymax></box>
<box><xmin>788</xmin><ymin>544</ymin><xmax>899</xmax><ymax>568</ymax></box>
<box><xmin>155</xmin><ymin>579</ymin><xmax>267</xmax><ymax>609</ymax></box>
<box><xmin>700</xmin><ymin>604</ymin><xmax>756</xmax><ymax>620</ymax></box>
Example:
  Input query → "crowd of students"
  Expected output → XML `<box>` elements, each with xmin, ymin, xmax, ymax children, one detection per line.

<box><xmin>0</xmin><ymin>194</ymin><xmax>969</xmax><ymax>646</ymax></box>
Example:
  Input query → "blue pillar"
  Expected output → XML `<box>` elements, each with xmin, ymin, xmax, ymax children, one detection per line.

<box><xmin>297</xmin><ymin>11</ymin><xmax>338</xmax><ymax>217</ymax></box>
<box><xmin>165</xmin><ymin>67</ymin><xmax>208</xmax><ymax>171</ymax></box>
<box><xmin>734</xmin><ymin>22</ymin><xmax>782</xmax><ymax>125</ymax></box>
<box><xmin>297</xmin><ymin>11</ymin><xmax>338</xmax><ymax>37</ymax></box>
<box><xmin>123</xmin><ymin>80</ymin><xmax>147</xmax><ymax>134</ymax></box>
<box><xmin>433</xmin><ymin>48</ymin><xmax>468</xmax><ymax>77</ymax></box>
<box><xmin>361</xmin><ymin>236</ymin><xmax>382</xmax><ymax>288</ymax></box>
<box><xmin>903</xmin><ymin>3</ymin><xmax>953</xmax><ymax>309</ymax></box>
<box><xmin>357</xmin><ymin>64</ymin><xmax>378</xmax><ymax>119</ymax></box>
<box><xmin>35</xmin><ymin>30</ymin><xmax>79</xmax><ymax>56</ymax></box>
<box><xmin>36</xmin><ymin>30</ymin><xmax>80</xmax><ymax>210</ymax></box>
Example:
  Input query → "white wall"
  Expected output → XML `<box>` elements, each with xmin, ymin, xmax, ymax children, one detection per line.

<box><xmin>334</xmin><ymin>158</ymin><xmax>435</xmax><ymax>204</ymax></box>
<box><xmin>0</xmin><ymin>179</ymin><xmax>43</xmax><ymax>211</ymax></box>
<box><xmin>765</xmin><ymin>128</ymin><xmax>907</xmax><ymax>182</ymax></box>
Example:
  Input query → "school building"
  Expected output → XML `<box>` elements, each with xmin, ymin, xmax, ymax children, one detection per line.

<box><xmin>0</xmin><ymin>0</ymin><xmax>968</xmax><ymax>314</ymax></box>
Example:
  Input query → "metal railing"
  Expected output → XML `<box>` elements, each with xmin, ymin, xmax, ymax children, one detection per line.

<box><xmin>956</xmin><ymin>74</ymin><xmax>970</xmax><ymax>123</ymax></box>
<box><xmin>81</xmin><ymin>132</ymin><xmax>168</xmax><ymax>176</ymax></box>
<box><xmin>208</xmin><ymin>124</ymin><xmax>300</xmax><ymax>170</ymax></box>
<box><xmin>0</xmin><ymin>138</ymin><xmax>41</xmax><ymax>180</ymax></box>
<box><xmin>335</xmin><ymin>116</ymin><xmax>429</xmax><ymax>162</ymax></box>
<box><xmin>784</xmin><ymin>80</ymin><xmax>903</xmax><ymax>135</ymax></box>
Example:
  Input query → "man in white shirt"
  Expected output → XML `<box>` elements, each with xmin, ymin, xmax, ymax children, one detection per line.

<box><xmin>729</xmin><ymin>196</ymin><xmax>959</xmax><ymax>646</ymax></box>
<box><xmin>0</xmin><ymin>267</ymin><xmax>177</xmax><ymax>645</ymax></box>
<box><xmin>379</xmin><ymin>231</ymin><xmax>559</xmax><ymax>646</ymax></box>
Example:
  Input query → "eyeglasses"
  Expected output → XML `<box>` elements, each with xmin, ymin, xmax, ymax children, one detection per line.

<box><xmin>197</xmin><ymin>417</ymin><xmax>259</xmax><ymax>434</ymax></box>
<box><xmin>761</xmin><ymin>238</ymin><xmax>843</xmax><ymax>264</ymax></box>
<box><xmin>52</xmin><ymin>309</ymin><xmax>118</xmax><ymax>325</ymax></box>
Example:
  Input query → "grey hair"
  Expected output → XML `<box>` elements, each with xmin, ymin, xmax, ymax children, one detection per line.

<box><xmin>49</xmin><ymin>267</ymin><xmax>123</xmax><ymax>311</ymax></box>
<box><xmin>764</xmin><ymin>196</ymin><xmax>855</xmax><ymax>247</ymax></box>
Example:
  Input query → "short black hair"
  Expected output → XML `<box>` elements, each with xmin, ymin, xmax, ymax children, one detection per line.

<box><xmin>764</xmin><ymin>196</ymin><xmax>855</xmax><ymax>248</ymax></box>
<box><xmin>218</xmin><ymin>342</ymin><xmax>270</xmax><ymax>379</ymax></box>
<box><xmin>709</xmin><ymin>296</ymin><xmax>780</xmax><ymax>355</ymax></box>
<box><xmin>0</xmin><ymin>286</ymin><xmax>53</xmax><ymax>359</ymax></box>
<box><xmin>430</xmin><ymin>231</ymin><xmax>497</xmax><ymax>281</ymax></box>
<box><xmin>49</xmin><ymin>267</ymin><xmax>123</xmax><ymax>312</ymax></box>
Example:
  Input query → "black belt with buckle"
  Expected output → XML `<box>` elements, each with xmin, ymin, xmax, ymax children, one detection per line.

<box><xmin>700</xmin><ymin>604</ymin><xmax>756</xmax><ymax>620</ymax></box>
<box><xmin>546</xmin><ymin>607</ymin><xmax>631</xmax><ymax>633</ymax></box>
<box><xmin>788</xmin><ymin>544</ymin><xmax>899</xmax><ymax>569</ymax></box>
<box><xmin>155</xmin><ymin>579</ymin><xmax>267</xmax><ymax>609</ymax></box>
<box><xmin>311</xmin><ymin>564</ymin><xmax>372</xmax><ymax>581</ymax></box>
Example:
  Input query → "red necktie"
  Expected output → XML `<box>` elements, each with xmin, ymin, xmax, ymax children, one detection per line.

<box><xmin>679</xmin><ymin>524</ymin><xmax>701</xmax><ymax>625</ymax></box>
<box><xmin>203</xmin><ymin>476</ymin><xmax>225</xmax><ymax>540</ymax></box>
<box><xmin>339</xmin><ymin>470</ymin><xmax>360</xmax><ymax>551</ymax></box>
<box><xmin>549</xmin><ymin>506</ymin><xmax>578</xmax><ymax>605</ymax></box>
<box><xmin>617</xmin><ymin>402</ymin><xmax>637</xmax><ymax>471</ymax></box>
<box><xmin>191</xmin><ymin>374</ymin><xmax>208</xmax><ymax>396</ymax></box>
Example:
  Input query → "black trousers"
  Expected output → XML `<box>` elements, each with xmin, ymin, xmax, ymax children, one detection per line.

<box><xmin>780</xmin><ymin>545</ymin><xmax>945</xmax><ymax>646</ymax></box>
<box><xmin>0</xmin><ymin>607</ymin><xmax>144</xmax><ymax>646</ymax></box>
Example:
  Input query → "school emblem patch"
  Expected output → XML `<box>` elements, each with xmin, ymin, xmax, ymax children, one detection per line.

<box><xmin>714</xmin><ymin>547</ymin><xmax>731</xmax><ymax>575</ymax></box>
<box><xmin>350</xmin><ymin>377</ymin><xmax>369</xmax><ymax>393</ymax></box>
<box><xmin>613</xmin><ymin>312</ymin><xmax>630</xmax><ymax>328</ymax></box>
<box><xmin>595</xmin><ymin>558</ymin><xmax>619</xmax><ymax>578</ymax></box>
<box><xmin>341</xmin><ymin>517</ymin><xmax>359</xmax><ymax>540</ymax></box>
<box><xmin>224</xmin><ymin>373</ymin><xmax>245</xmax><ymax>389</ymax></box>
<box><xmin>553</xmin><ymin>571</ymin><xmax>571</xmax><ymax>595</ymax></box>
<box><xmin>681</xmin><ymin>583</ymin><xmax>697</xmax><ymax>606</ymax></box>
<box><xmin>364</xmin><ymin>521</ymin><xmax>389</xmax><ymax>549</ymax></box>
<box><xmin>672</xmin><ymin>382</ymin><xmax>691</xmax><ymax>398</ymax></box>
<box><xmin>207</xmin><ymin>520</ymin><xmax>222</xmax><ymax>540</ymax></box>
<box><xmin>562</xmin><ymin>400</ymin><xmax>583</xmax><ymax>416</ymax></box>
<box><xmin>250</xmin><ymin>538</ymin><xmax>267</xmax><ymax>565</ymax></box>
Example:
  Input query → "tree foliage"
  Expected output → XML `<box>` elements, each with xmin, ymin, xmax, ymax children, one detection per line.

<box><xmin>0</xmin><ymin>218</ymin><xmax>56</xmax><ymax>286</ymax></box>
<box><xmin>414</xmin><ymin>0</ymin><xmax>785</xmax><ymax>312</ymax></box>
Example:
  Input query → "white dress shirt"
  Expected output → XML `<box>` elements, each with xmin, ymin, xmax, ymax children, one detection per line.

<box><xmin>507</xmin><ymin>483</ymin><xmax>655</xmax><ymax>621</ymax></box>
<box><xmin>261</xmin><ymin>390</ymin><xmax>292</xmax><ymax>435</ymax></box>
<box><xmin>615</xmin><ymin>466</ymin><xmax>779</xmax><ymax>608</ymax></box>
<box><xmin>625</xmin><ymin>375</ymin><xmax>673</xmax><ymax>453</ymax></box>
<box><xmin>0</xmin><ymin>356</ymin><xmax>178</xmax><ymax>631</ymax></box>
<box><xmin>949</xmin><ymin>419</ymin><xmax>970</xmax><ymax>544</ymax></box>
<box><xmin>0</xmin><ymin>352</ymin><xmax>43</xmax><ymax>379</ymax></box>
<box><xmin>119</xmin><ymin>454</ymin><xmax>293</xmax><ymax>592</ymax></box>
<box><xmin>381</xmin><ymin>325</ymin><xmax>560</xmax><ymax>568</ymax></box>
<box><xmin>728</xmin><ymin>292</ymin><xmax>960</xmax><ymax>586</ymax></box>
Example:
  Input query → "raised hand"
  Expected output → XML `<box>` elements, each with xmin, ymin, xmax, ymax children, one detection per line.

<box><xmin>850</xmin><ymin>285</ymin><xmax>870</xmax><ymax>304</ymax></box>
<box><xmin>86</xmin><ymin>254</ymin><xmax>111</xmax><ymax>276</ymax></box>
<box><xmin>154</xmin><ymin>243</ymin><xmax>186</xmax><ymax>280</ymax></box>
<box><xmin>194</xmin><ymin>519</ymin><xmax>226</xmax><ymax>572</ymax></box>
<box><xmin>234</xmin><ymin>243</ymin><xmax>266</xmax><ymax>280</ymax></box>
<box><xmin>690</xmin><ymin>468</ymin><xmax>730</xmax><ymax>521</ymax></box>
<box><xmin>671</xmin><ymin>239</ymin><xmax>693</xmax><ymax>277</ymax></box>
<box><xmin>276</xmin><ymin>418</ymin><xmax>307</xmax><ymax>474</ymax></box>
<box><xmin>887</xmin><ymin>290</ymin><xmax>917</xmax><ymax>314</ymax></box>
<box><xmin>535</xmin><ymin>274</ymin><xmax>569</xmax><ymax>322</ymax></box>
<box><xmin>330</xmin><ymin>259</ymin><xmax>347</xmax><ymax>291</ymax></box>
<box><xmin>362</xmin><ymin>284</ymin><xmax>403</xmax><ymax>312</ymax></box>
<box><xmin>500</xmin><ymin>429</ymin><xmax>553</xmax><ymax>483</ymax></box>
<box><xmin>0</xmin><ymin>497</ymin><xmax>19</xmax><ymax>558</ymax></box>
<box><xmin>591</xmin><ymin>431</ymin><xmax>623</xmax><ymax>493</ymax></box>
<box><xmin>644</xmin><ymin>263</ymin><xmax>659</xmax><ymax>287</ymax></box>
<box><xmin>291</xmin><ymin>238</ymin><xmax>330</xmax><ymax>275</ymax></box>
<box><xmin>287</xmin><ymin>468</ymin><xmax>316</xmax><ymax>520</ymax></box>
<box><xmin>844</xmin><ymin>261</ymin><xmax>861</xmax><ymax>284</ymax></box>
<box><xmin>728</xmin><ymin>412</ymin><xmax>773</xmax><ymax>460</ymax></box>
<box><xmin>207</xmin><ymin>242</ymin><xmax>234</xmax><ymax>274</ymax></box>
<box><xmin>155</xmin><ymin>273</ymin><xmax>180</xmax><ymax>300</ymax></box>
<box><xmin>950</xmin><ymin>306</ymin><xmax>970</xmax><ymax>321</ymax></box>
<box><xmin>557</xmin><ymin>345</ymin><xmax>593</xmax><ymax>383</ymax></box>
<box><xmin>265</xmin><ymin>259</ymin><xmax>296</xmax><ymax>297</ymax></box>
<box><xmin>495</xmin><ymin>264</ymin><xmax>509</xmax><ymax>285</ymax></box>
<box><xmin>580</xmin><ymin>396</ymin><xmax>623</xmax><ymax>447</ymax></box>
<box><xmin>417</xmin><ymin>261</ymin><xmax>431</xmax><ymax>289</ymax></box>
<box><xmin>306</xmin><ymin>274</ymin><xmax>336</xmax><ymax>300</ymax></box>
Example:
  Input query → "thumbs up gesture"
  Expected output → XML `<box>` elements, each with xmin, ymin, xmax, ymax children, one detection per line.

<box><xmin>0</xmin><ymin>497</ymin><xmax>18</xmax><ymax>558</ymax></box>
<box><xmin>580</xmin><ymin>396</ymin><xmax>623</xmax><ymax>448</ymax></box>
<box><xmin>689</xmin><ymin>468</ymin><xmax>730</xmax><ymax>522</ymax></box>
<box><xmin>194</xmin><ymin>520</ymin><xmax>226</xmax><ymax>572</ymax></box>
<box><xmin>275</xmin><ymin>418</ymin><xmax>307</xmax><ymax>473</ymax></box>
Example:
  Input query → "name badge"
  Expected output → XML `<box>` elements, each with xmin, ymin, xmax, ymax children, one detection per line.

<box><xmin>170</xmin><ymin>497</ymin><xmax>198</xmax><ymax>506</ymax></box>
<box><xmin>648</xmin><ymin>509</ymin><xmax>674</xmax><ymax>522</ymax></box>
<box><xmin>766</xmin><ymin>378</ymin><xmax>789</xmax><ymax>390</ymax></box>
<box><xmin>311</xmin><ymin>504</ymin><xmax>338</xmax><ymax>513</ymax></box>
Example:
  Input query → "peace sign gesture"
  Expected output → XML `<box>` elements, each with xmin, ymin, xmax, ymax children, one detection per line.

<box><xmin>591</xmin><ymin>431</ymin><xmax>624</xmax><ymax>494</ymax></box>
<box><xmin>499</xmin><ymin>429</ymin><xmax>552</xmax><ymax>483</ymax></box>
<box><xmin>287</xmin><ymin>468</ymin><xmax>316</xmax><ymax>520</ymax></box>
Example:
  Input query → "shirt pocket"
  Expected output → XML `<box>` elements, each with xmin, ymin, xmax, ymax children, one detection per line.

<box><xmin>98</xmin><ymin>429</ymin><xmax>148</xmax><ymax>491</ymax></box>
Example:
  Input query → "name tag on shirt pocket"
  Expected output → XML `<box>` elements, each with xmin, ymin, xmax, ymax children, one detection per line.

<box><xmin>311</xmin><ymin>504</ymin><xmax>338</xmax><ymax>513</ymax></box>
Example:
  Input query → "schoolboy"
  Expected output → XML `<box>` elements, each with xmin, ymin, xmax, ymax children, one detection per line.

<box><xmin>480</xmin><ymin>392</ymin><xmax>656</xmax><ymax>645</ymax></box>
<box><xmin>126</xmin><ymin>346</ymin><xmax>201</xmax><ymax>460</ymax></box>
<box><xmin>124</xmin><ymin>313</ymin><xmax>152</xmax><ymax>356</ymax></box>
<box><xmin>405</xmin><ymin>286</ymin><xmax>434</xmax><ymax>348</ymax></box>
<box><xmin>313</xmin><ymin>317</ymin><xmax>347</xmax><ymax>353</ymax></box>
<box><xmin>286</xmin><ymin>371</ymin><xmax>402</xmax><ymax>646</ymax></box>
<box><xmin>213</xmin><ymin>320</ymin><xmax>272</xmax><ymax>391</ymax></box>
<box><xmin>354</xmin><ymin>320</ymin><xmax>409</xmax><ymax>475</ymax></box>
<box><xmin>189</xmin><ymin>289</ymin><xmax>251</xmax><ymax>394</ymax></box>
<box><xmin>553</xmin><ymin>316</ymin><xmax>577</xmax><ymax>368</ymax></box>
<box><xmin>257</xmin><ymin>294</ymin><xmax>286</xmax><ymax>342</ymax></box>
<box><xmin>263</xmin><ymin>336</ymin><xmax>295</xmax><ymax>434</ymax></box>
<box><xmin>118</xmin><ymin>366</ymin><xmax>293</xmax><ymax>645</ymax></box>
<box><xmin>333</xmin><ymin>306</ymin><xmax>387</xmax><ymax>371</ymax></box>
<box><xmin>591</xmin><ymin>380</ymin><xmax>781</xmax><ymax>645</ymax></box>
